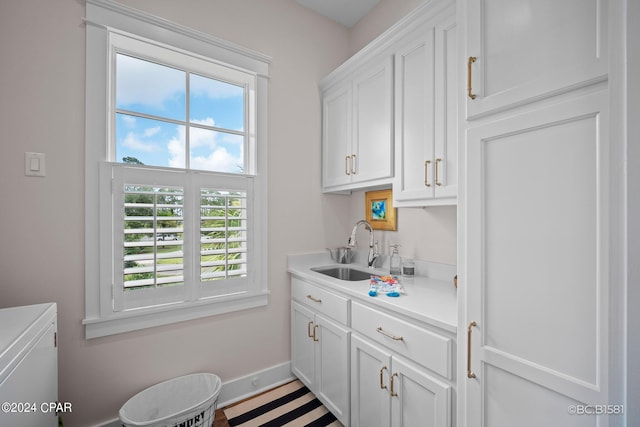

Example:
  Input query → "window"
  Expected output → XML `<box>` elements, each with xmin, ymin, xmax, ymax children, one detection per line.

<box><xmin>84</xmin><ymin>0</ymin><xmax>270</xmax><ymax>338</ymax></box>
<box><xmin>112</xmin><ymin>33</ymin><xmax>252</xmax><ymax>173</ymax></box>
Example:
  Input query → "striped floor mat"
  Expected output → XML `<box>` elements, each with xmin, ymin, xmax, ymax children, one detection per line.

<box><xmin>223</xmin><ymin>380</ymin><xmax>342</xmax><ymax>427</ymax></box>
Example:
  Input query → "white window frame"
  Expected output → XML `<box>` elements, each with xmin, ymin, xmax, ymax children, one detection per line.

<box><xmin>84</xmin><ymin>0</ymin><xmax>271</xmax><ymax>339</ymax></box>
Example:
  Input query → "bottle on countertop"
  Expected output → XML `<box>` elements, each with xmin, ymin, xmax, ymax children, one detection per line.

<box><xmin>402</xmin><ymin>258</ymin><xmax>415</xmax><ymax>278</ymax></box>
<box><xmin>389</xmin><ymin>244</ymin><xmax>401</xmax><ymax>276</ymax></box>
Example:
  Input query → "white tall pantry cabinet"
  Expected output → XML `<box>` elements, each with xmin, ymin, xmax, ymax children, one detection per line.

<box><xmin>457</xmin><ymin>1</ymin><xmax>626</xmax><ymax>427</ymax></box>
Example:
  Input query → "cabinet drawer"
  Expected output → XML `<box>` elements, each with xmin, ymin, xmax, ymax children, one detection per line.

<box><xmin>351</xmin><ymin>301</ymin><xmax>452</xmax><ymax>378</ymax></box>
<box><xmin>291</xmin><ymin>277</ymin><xmax>349</xmax><ymax>324</ymax></box>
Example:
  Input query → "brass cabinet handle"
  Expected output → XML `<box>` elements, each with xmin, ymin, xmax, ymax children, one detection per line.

<box><xmin>390</xmin><ymin>372</ymin><xmax>399</xmax><ymax>397</ymax></box>
<box><xmin>376</xmin><ymin>326</ymin><xmax>404</xmax><ymax>341</ymax></box>
<box><xmin>345</xmin><ymin>156</ymin><xmax>351</xmax><ymax>176</ymax></box>
<box><xmin>424</xmin><ymin>160</ymin><xmax>431</xmax><ymax>187</ymax></box>
<box><xmin>313</xmin><ymin>324</ymin><xmax>319</xmax><ymax>342</ymax></box>
<box><xmin>351</xmin><ymin>154</ymin><xmax>357</xmax><ymax>175</ymax></box>
<box><xmin>435</xmin><ymin>158</ymin><xmax>442</xmax><ymax>186</ymax></box>
<box><xmin>467</xmin><ymin>321</ymin><xmax>477</xmax><ymax>379</ymax></box>
<box><xmin>379</xmin><ymin>366</ymin><xmax>388</xmax><ymax>390</ymax></box>
<box><xmin>306</xmin><ymin>294</ymin><xmax>322</xmax><ymax>303</ymax></box>
<box><xmin>467</xmin><ymin>56</ymin><xmax>477</xmax><ymax>99</ymax></box>
<box><xmin>307</xmin><ymin>321</ymin><xmax>314</xmax><ymax>338</ymax></box>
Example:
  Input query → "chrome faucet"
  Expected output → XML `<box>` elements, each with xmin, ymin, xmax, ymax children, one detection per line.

<box><xmin>348</xmin><ymin>220</ymin><xmax>380</xmax><ymax>268</ymax></box>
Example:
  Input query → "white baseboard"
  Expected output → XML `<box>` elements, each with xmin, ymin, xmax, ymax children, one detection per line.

<box><xmin>95</xmin><ymin>362</ymin><xmax>294</xmax><ymax>427</ymax></box>
<box><xmin>217</xmin><ymin>361</ymin><xmax>294</xmax><ymax>407</ymax></box>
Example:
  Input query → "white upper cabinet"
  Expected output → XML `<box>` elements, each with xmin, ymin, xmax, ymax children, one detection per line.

<box><xmin>353</xmin><ymin>58</ymin><xmax>394</xmax><ymax>185</ymax></box>
<box><xmin>394</xmin><ymin>11</ymin><xmax>457</xmax><ymax>207</ymax></box>
<box><xmin>464</xmin><ymin>0</ymin><xmax>608</xmax><ymax>119</ymax></box>
<box><xmin>320</xmin><ymin>0</ymin><xmax>456</xmax><ymax>194</ymax></box>
<box><xmin>322</xmin><ymin>84</ymin><xmax>353</xmax><ymax>189</ymax></box>
<box><xmin>321</xmin><ymin>56</ymin><xmax>393</xmax><ymax>192</ymax></box>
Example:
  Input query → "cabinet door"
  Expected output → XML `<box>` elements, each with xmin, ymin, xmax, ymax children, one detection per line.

<box><xmin>394</xmin><ymin>28</ymin><xmax>435</xmax><ymax>204</ymax></box>
<box><xmin>315</xmin><ymin>313</ymin><xmax>350</xmax><ymax>426</ymax></box>
<box><xmin>322</xmin><ymin>83</ymin><xmax>352</xmax><ymax>189</ymax></box>
<box><xmin>350</xmin><ymin>334</ymin><xmax>392</xmax><ymax>427</ymax></box>
<box><xmin>352</xmin><ymin>56</ymin><xmax>394</xmax><ymax>184</ymax></box>
<box><xmin>394</xmin><ymin>10</ymin><xmax>457</xmax><ymax>207</ymax></box>
<box><xmin>463</xmin><ymin>91</ymin><xmax>609</xmax><ymax>427</ymax></box>
<box><xmin>291</xmin><ymin>301</ymin><xmax>316</xmax><ymax>390</ymax></box>
<box><xmin>391</xmin><ymin>357</ymin><xmax>451</xmax><ymax>427</ymax></box>
<box><xmin>465</xmin><ymin>0</ymin><xmax>608</xmax><ymax>119</ymax></box>
<box><xmin>433</xmin><ymin>15</ymin><xmax>457</xmax><ymax>200</ymax></box>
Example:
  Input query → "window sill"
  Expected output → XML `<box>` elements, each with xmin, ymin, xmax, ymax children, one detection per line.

<box><xmin>83</xmin><ymin>291</ymin><xmax>268</xmax><ymax>339</ymax></box>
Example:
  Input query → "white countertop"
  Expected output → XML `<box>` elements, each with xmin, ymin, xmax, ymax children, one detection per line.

<box><xmin>287</xmin><ymin>252</ymin><xmax>458</xmax><ymax>334</ymax></box>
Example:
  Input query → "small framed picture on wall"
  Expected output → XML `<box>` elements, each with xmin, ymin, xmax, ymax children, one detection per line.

<box><xmin>365</xmin><ymin>189</ymin><xmax>397</xmax><ymax>231</ymax></box>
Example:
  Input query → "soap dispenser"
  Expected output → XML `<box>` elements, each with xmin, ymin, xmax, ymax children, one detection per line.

<box><xmin>389</xmin><ymin>244</ymin><xmax>401</xmax><ymax>276</ymax></box>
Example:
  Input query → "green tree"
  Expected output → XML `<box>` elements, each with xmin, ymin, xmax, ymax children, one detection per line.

<box><xmin>122</xmin><ymin>156</ymin><xmax>144</xmax><ymax>165</ymax></box>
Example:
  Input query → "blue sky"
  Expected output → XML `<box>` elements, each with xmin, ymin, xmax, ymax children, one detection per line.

<box><xmin>115</xmin><ymin>54</ymin><xmax>246</xmax><ymax>173</ymax></box>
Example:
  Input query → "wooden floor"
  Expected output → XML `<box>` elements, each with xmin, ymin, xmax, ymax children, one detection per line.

<box><xmin>213</xmin><ymin>408</ymin><xmax>230</xmax><ymax>427</ymax></box>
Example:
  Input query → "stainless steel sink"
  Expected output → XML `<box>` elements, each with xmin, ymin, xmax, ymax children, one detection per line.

<box><xmin>311</xmin><ymin>266</ymin><xmax>372</xmax><ymax>281</ymax></box>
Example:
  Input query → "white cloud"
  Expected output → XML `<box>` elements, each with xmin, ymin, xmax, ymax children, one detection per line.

<box><xmin>122</xmin><ymin>132</ymin><xmax>160</xmax><ymax>153</ymax></box>
<box><xmin>116</xmin><ymin>54</ymin><xmax>184</xmax><ymax>109</ymax></box>
<box><xmin>143</xmin><ymin>126</ymin><xmax>161</xmax><ymax>137</ymax></box>
<box><xmin>191</xmin><ymin>117</ymin><xmax>216</xmax><ymax>127</ymax></box>
<box><xmin>167</xmin><ymin>136</ymin><xmax>186</xmax><ymax>169</ymax></box>
<box><xmin>190</xmin><ymin>123</ymin><xmax>217</xmax><ymax>150</ymax></box>
<box><xmin>122</xmin><ymin>115</ymin><xmax>137</xmax><ymax>127</ymax></box>
<box><xmin>190</xmin><ymin>147</ymin><xmax>243</xmax><ymax>173</ymax></box>
<box><xmin>166</xmin><ymin>119</ymin><xmax>243</xmax><ymax>172</ymax></box>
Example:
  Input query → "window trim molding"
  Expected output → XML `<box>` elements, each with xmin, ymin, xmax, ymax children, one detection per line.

<box><xmin>85</xmin><ymin>0</ymin><xmax>271</xmax><ymax>75</ymax></box>
<box><xmin>84</xmin><ymin>292</ymin><xmax>270</xmax><ymax>339</ymax></box>
<box><xmin>84</xmin><ymin>0</ymin><xmax>270</xmax><ymax>339</ymax></box>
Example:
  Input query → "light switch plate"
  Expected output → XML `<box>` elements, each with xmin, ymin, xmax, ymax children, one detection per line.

<box><xmin>25</xmin><ymin>152</ymin><xmax>46</xmax><ymax>177</ymax></box>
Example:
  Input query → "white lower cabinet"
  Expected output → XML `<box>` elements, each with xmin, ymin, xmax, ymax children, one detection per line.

<box><xmin>291</xmin><ymin>301</ymin><xmax>316</xmax><ymax>389</ymax></box>
<box><xmin>350</xmin><ymin>334</ymin><xmax>391</xmax><ymax>427</ymax></box>
<box><xmin>314</xmin><ymin>312</ymin><xmax>350</xmax><ymax>423</ymax></box>
<box><xmin>291</xmin><ymin>276</ymin><xmax>455</xmax><ymax>427</ymax></box>
<box><xmin>291</xmin><ymin>279</ymin><xmax>350</xmax><ymax>425</ymax></box>
<box><xmin>351</xmin><ymin>334</ymin><xmax>451</xmax><ymax>427</ymax></box>
<box><xmin>350</xmin><ymin>301</ymin><xmax>453</xmax><ymax>427</ymax></box>
<box><xmin>391</xmin><ymin>356</ymin><xmax>451</xmax><ymax>427</ymax></box>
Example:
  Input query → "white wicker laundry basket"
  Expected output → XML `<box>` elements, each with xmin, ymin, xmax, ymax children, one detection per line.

<box><xmin>119</xmin><ymin>373</ymin><xmax>221</xmax><ymax>427</ymax></box>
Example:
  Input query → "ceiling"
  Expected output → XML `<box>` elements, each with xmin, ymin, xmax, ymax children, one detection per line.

<box><xmin>294</xmin><ymin>0</ymin><xmax>382</xmax><ymax>28</ymax></box>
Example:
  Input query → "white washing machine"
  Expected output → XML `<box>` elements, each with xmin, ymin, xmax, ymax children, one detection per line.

<box><xmin>0</xmin><ymin>303</ymin><xmax>58</xmax><ymax>427</ymax></box>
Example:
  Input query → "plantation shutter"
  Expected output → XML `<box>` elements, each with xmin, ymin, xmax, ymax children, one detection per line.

<box><xmin>111</xmin><ymin>165</ymin><xmax>254</xmax><ymax>312</ymax></box>
<box><xmin>112</xmin><ymin>166</ymin><xmax>191</xmax><ymax>311</ymax></box>
<box><xmin>194</xmin><ymin>172</ymin><xmax>253</xmax><ymax>300</ymax></box>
